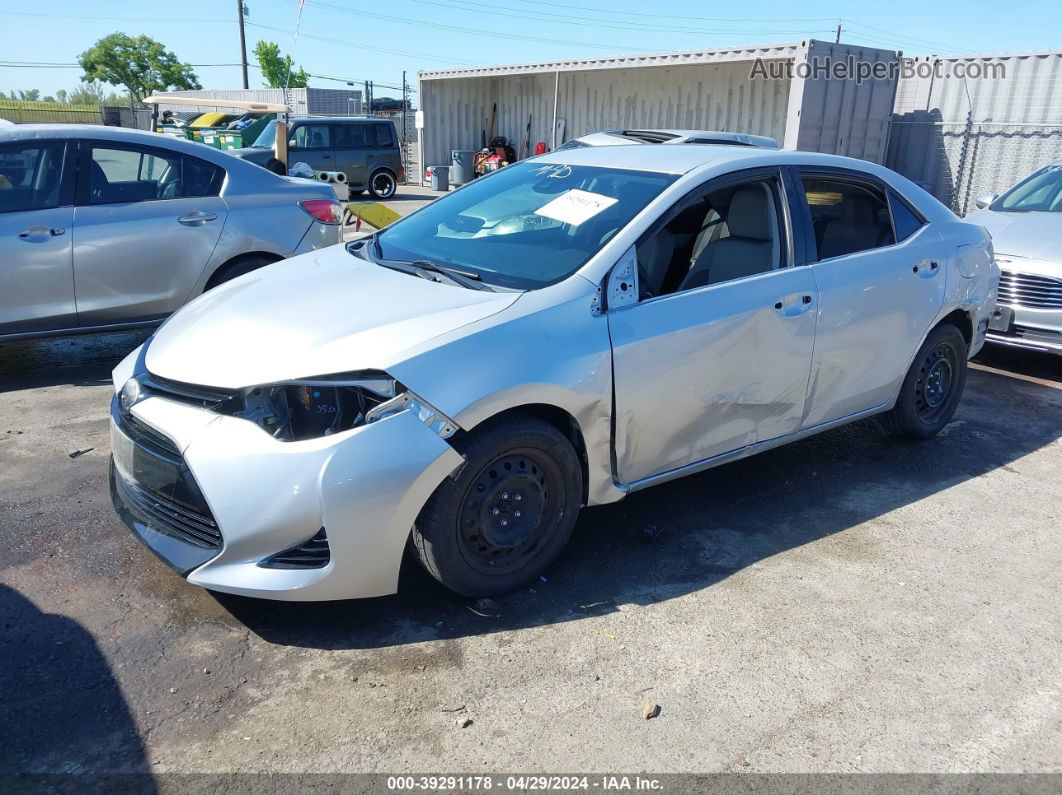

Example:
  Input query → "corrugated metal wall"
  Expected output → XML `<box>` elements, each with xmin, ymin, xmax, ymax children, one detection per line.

<box><xmin>158</xmin><ymin>88</ymin><xmax>362</xmax><ymax>116</ymax></box>
<box><xmin>887</xmin><ymin>51</ymin><xmax>1062</xmax><ymax>213</ymax></box>
<box><xmin>788</xmin><ymin>40</ymin><xmax>900</xmax><ymax>163</ymax></box>
<box><xmin>419</xmin><ymin>60</ymin><xmax>792</xmax><ymax>171</ymax></box>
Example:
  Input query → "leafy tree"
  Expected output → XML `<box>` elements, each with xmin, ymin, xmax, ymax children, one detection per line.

<box><xmin>18</xmin><ymin>89</ymin><xmax>41</xmax><ymax>101</ymax></box>
<box><xmin>68</xmin><ymin>81</ymin><xmax>106</xmax><ymax>105</ymax></box>
<box><xmin>78</xmin><ymin>33</ymin><xmax>200</xmax><ymax>107</ymax></box>
<box><xmin>254</xmin><ymin>40</ymin><xmax>309</xmax><ymax>88</ymax></box>
<box><xmin>55</xmin><ymin>89</ymin><xmax>68</xmax><ymax>103</ymax></box>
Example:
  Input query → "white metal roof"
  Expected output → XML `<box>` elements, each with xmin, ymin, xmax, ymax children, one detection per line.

<box><xmin>419</xmin><ymin>41</ymin><xmax>803</xmax><ymax>80</ymax></box>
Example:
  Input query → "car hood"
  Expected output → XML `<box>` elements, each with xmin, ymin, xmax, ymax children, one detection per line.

<box><xmin>144</xmin><ymin>246</ymin><xmax>521</xmax><ymax>389</ymax></box>
<box><xmin>965</xmin><ymin>208</ymin><xmax>1062</xmax><ymax>262</ymax></box>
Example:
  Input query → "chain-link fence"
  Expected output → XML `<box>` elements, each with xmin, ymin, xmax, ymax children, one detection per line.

<box><xmin>887</xmin><ymin>116</ymin><xmax>1062</xmax><ymax>216</ymax></box>
<box><xmin>0</xmin><ymin>101</ymin><xmax>153</xmax><ymax>130</ymax></box>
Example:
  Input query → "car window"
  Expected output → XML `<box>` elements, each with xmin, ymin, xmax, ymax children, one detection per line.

<box><xmin>803</xmin><ymin>176</ymin><xmax>894</xmax><ymax>260</ymax></box>
<box><xmin>0</xmin><ymin>141</ymin><xmax>65</xmax><ymax>213</ymax></box>
<box><xmin>89</xmin><ymin>146</ymin><xmax>182</xmax><ymax>205</ymax></box>
<box><xmin>890</xmin><ymin>191</ymin><xmax>925</xmax><ymax>242</ymax></box>
<box><xmin>635</xmin><ymin>176</ymin><xmax>785</xmax><ymax>297</ymax></box>
<box><xmin>373</xmin><ymin>123</ymin><xmax>394</xmax><ymax>148</ymax></box>
<box><xmin>994</xmin><ymin>164</ymin><xmax>1062</xmax><ymax>212</ymax></box>
<box><xmin>291</xmin><ymin>125</ymin><xmax>332</xmax><ymax>149</ymax></box>
<box><xmin>334</xmin><ymin>124</ymin><xmax>367</xmax><ymax>148</ymax></box>
<box><xmin>374</xmin><ymin>161</ymin><xmax>676</xmax><ymax>290</ymax></box>
<box><xmin>183</xmin><ymin>155</ymin><xmax>225</xmax><ymax>197</ymax></box>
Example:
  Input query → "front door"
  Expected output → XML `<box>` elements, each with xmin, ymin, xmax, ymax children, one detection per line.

<box><xmin>795</xmin><ymin>170</ymin><xmax>946</xmax><ymax>427</ymax></box>
<box><xmin>72</xmin><ymin>142</ymin><xmax>227</xmax><ymax>326</ymax></box>
<box><xmin>608</xmin><ymin>170</ymin><xmax>818</xmax><ymax>484</ymax></box>
<box><xmin>287</xmin><ymin>123</ymin><xmax>335</xmax><ymax>175</ymax></box>
<box><xmin>0</xmin><ymin>140</ymin><xmax>76</xmax><ymax>335</ymax></box>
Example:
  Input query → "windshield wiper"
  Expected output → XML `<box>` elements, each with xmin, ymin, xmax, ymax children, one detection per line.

<box><xmin>409</xmin><ymin>259</ymin><xmax>494</xmax><ymax>291</ymax></box>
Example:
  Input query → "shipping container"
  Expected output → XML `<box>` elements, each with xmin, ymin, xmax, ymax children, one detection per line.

<box><xmin>417</xmin><ymin>39</ymin><xmax>900</xmax><ymax>181</ymax></box>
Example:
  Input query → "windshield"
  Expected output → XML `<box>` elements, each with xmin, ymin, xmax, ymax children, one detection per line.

<box><xmin>251</xmin><ymin>120</ymin><xmax>277</xmax><ymax>149</ymax></box>
<box><xmin>374</xmin><ymin>162</ymin><xmax>676</xmax><ymax>289</ymax></box>
<box><xmin>994</xmin><ymin>164</ymin><xmax>1062</xmax><ymax>212</ymax></box>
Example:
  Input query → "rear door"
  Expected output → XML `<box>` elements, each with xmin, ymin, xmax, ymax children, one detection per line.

<box><xmin>286</xmin><ymin>123</ymin><xmax>335</xmax><ymax>175</ymax></box>
<box><xmin>332</xmin><ymin>122</ymin><xmax>369</xmax><ymax>188</ymax></box>
<box><xmin>794</xmin><ymin>168</ymin><xmax>945</xmax><ymax>427</ymax></box>
<box><xmin>0</xmin><ymin>139</ymin><xmax>77</xmax><ymax>335</ymax></box>
<box><xmin>366</xmin><ymin>121</ymin><xmax>399</xmax><ymax>183</ymax></box>
<box><xmin>72</xmin><ymin>142</ymin><xmax>228</xmax><ymax>326</ymax></box>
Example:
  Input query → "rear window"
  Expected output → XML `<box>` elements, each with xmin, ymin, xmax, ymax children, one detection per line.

<box><xmin>374</xmin><ymin>123</ymin><xmax>395</xmax><ymax>148</ymax></box>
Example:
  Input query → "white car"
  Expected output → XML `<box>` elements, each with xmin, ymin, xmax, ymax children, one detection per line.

<box><xmin>557</xmin><ymin>128</ymin><xmax>779</xmax><ymax>150</ymax></box>
<box><xmin>109</xmin><ymin>145</ymin><xmax>998</xmax><ymax>601</ymax></box>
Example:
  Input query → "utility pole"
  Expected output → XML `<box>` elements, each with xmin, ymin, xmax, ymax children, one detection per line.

<box><xmin>402</xmin><ymin>71</ymin><xmax>407</xmax><ymax>141</ymax></box>
<box><xmin>835</xmin><ymin>21</ymin><xmax>842</xmax><ymax>43</ymax></box>
<box><xmin>237</xmin><ymin>0</ymin><xmax>249</xmax><ymax>89</ymax></box>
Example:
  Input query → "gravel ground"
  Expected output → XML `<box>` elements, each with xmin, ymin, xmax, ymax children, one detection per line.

<box><xmin>0</xmin><ymin>329</ymin><xmax>1060</xmax><ymax>779</ymax></box>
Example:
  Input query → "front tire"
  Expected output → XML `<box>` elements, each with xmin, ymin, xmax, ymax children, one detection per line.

<box><xmin>882</xmin><ymin>323</ymin><xmax>967</xmax><ymax>439</ymax></box>
<box><xmin>205</xmin><ymin>254</ymin><xmax>278</xmax><ymax>290</ymax></box>
<box><xmin>411</xmin><ymin>413</ymin><xmax>583</xmax><ymax>597</ymax></box>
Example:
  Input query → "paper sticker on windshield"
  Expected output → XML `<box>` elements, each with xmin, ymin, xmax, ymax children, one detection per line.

<box><xmin>534</xmin><ymin>189</ymin><xmax>618</xmax><ymax>226</ymax></box>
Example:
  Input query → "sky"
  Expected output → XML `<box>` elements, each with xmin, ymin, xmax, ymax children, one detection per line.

<box><xmin>2</xmin><ymin>0</ymin><xmax>1060</xmax><ymax>102</ymax></box>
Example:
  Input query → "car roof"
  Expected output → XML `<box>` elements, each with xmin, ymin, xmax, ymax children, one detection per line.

<box><xmin>290</xmin><ymin>116</ymin><xmax>390</xmax><ymax>124</ymax></box>
<box><xmin>536</xmin><ymin>144</ymin><xmax>878</xmax><ymax>175</ymax></box>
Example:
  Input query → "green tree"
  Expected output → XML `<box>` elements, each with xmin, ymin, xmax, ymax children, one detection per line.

<box><xmin>18</xmin><ymin>89</ymin><xmax>41</xmax><ymax>101</ymax></box>
<box><xmin>254</xmin><ymin>40</ymin><xmax>309</xmax><ymax>88</ymax></box>
<box><xmin>55</xmin><ymin>89</ymin><xmax>68</xmax><ymax>103</ymax></box>
<box><xmin>68</xmin><ymin>81</ymin><xmax>105</xmax><ymax>105</ymax></box>
<box><xmin>78</xmin><ymin>33</ymin><xmax>200</xmax><ymax>107</ymax></box>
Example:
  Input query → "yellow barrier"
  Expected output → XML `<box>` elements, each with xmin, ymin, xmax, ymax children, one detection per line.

<box><xmin>346</xmin><ymin>202</ymin><xmax>402</xmax><ymax>230</ymax></box>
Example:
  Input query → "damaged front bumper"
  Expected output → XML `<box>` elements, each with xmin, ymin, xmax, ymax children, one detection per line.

<box><xmin>109</xmin><ymin>360</ymin><xmax>463</xmax><ymax>602</ymax></box>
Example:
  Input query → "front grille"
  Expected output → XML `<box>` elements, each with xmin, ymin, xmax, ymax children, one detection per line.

<box><xmin>997</xmin><ymin>270</ymin><xmax>1062</xmax><ymax>309</ymax></box>
<box><xmin>122</xmin><ymin>412</ymin><xmax>181</xmax><ymax>462</ymax></box>
<box><xmin>140</xmin><ymin>374</ymin><xmax>238</xmax><ymax>410</ymax></box>
<box><xmin>115</xmin><ymin>470</ymin><xmax>222</xmax><ymax>549</ymax></box>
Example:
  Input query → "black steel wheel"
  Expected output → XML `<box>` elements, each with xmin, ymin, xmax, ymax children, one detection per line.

<box><xmin>411</xmin><ymin>413</ymin><xmax>583</xmax><ymax>597</ymax></box>
<box><xmin>882</xmin><ymin>323</ymin><xmax>967</xmax><ymax>439</ymax></box>
<box><xmin>368</xmin><ymin>170</ymin><xmax>397</xmax><ymax>199</ymax></box>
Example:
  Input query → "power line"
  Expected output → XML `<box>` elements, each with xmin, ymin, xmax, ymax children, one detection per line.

<box><xmin>3</xmin><ymin>10</ymin><xmax>229</xmax><ymax>23</ymax></box>
<box><xmin>303</xmin><ymin>1</ymin><xmax>658</xmax><ymax>52</ymax></box>
<box><xmin>340</xmin><ymin>0</ymin><xmax>834</xmax><ymax>37</ymax></box>
<box><xmin>841</xmin><ymin>19</ymin><xmax>964</xmax><ymax>54</ymax></box>
<box><xmin>504</xmin><ymin>0</ymin><xmax>837</xmax><ymax>24</ymax></box>
<box><xmin>246</xmin><ymin>21</ymin><xmax>483</xmax><ymax>65</ymax></box>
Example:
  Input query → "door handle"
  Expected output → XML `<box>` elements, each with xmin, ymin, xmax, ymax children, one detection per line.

<box><xmin>17</xmin><ymin>226</ymin><xmax>62</xmax><ymax>241</ymax></box>
<box><xmin>50</xmin><ymin>227</ymin><xmax>65</xmax><ymax>236</ymax></box>
<box><xmin>178</xmin><ymin>212</ymin><xmax>218</xmax><ymax>226</ymax></box>
<box><xmin>913</xmin><ymin>260</ymin><xmax>940</xmax><ymax>276</ymax></box>
<box><xmin>773</xmin><ymin>294</ymin><xmax>815</xmax><ymax>316</ymax></box>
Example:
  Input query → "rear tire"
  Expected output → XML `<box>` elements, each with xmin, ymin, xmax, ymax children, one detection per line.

<box><xmin>205</xmin><ymin>255</ymin><xmax>278</xmax><ymax>290</ymax></box>
<box><xmin>411</xmin><ymin>413</ymin><xmax>583</xmax><ymax>597</ymax></box>
<box><xmin>881</xmin><ymin>323</ymin><xmax>967</xmax><ymax>439</ymax></box>
<box><xmin>368</xmin><ymin>169</ymin><xmax>397</xmax><ymax>200</ymax></box>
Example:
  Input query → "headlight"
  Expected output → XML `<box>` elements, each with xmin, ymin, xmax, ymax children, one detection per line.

<box><xmin>219</xmin><ymin>372</ymin><xmax>456</xmax><ymax>441</ymax></box>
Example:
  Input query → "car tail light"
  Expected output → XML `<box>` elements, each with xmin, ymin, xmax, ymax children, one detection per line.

<box><xmin>298</xmin><ymin>199</ymin><xmax>343</xmax><ymax>225</ymax></box>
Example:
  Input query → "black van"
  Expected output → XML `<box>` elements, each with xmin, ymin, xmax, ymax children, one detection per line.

<box><xmin>232</xmin><ymin>117</ymin><xmax>402</xmax><ymax>199</ymax></box>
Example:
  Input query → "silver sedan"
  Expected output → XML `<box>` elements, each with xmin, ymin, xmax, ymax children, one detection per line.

<box><xmin>0</xmin><ymin>124</ymin><xmax>343</xmax><ymax>341</ymax></box>
<box><xmin>967</xmin><ymin>162</ymin><xmax>1062</xmax><ymax>355</ymax></box>
<box><xmin>109</xmin><ymin>145</ymin><xmax>997</xmax><ymax>601</ymax></box>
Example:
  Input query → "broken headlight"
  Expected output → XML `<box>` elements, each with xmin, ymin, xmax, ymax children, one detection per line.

<box><xmin>219</xmin><ymin>372</ymin><xmax>456</xmax><ymax>442</ymax></box>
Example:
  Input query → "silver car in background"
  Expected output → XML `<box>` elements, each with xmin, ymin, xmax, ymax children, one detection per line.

<box><xmin>0</xmin><ymin>124</ymin><xmax>343</xmax><ymax>341</ymax></box>
<box><xmin>558</xmin><ymin>128</ymin><xmax>780</xmax><ymax>150</ymax></box>
<box><xmin>967</xmin><ymin>162</ymin><xmax>1062</xmax><ymax>354</ymax></box>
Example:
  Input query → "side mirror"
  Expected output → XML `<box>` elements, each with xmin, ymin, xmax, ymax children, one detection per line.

<box><xmin>605</xmin><ymin>246</ymin><xmax>639</xmax><ymax>310</ymax></box>
<box><xmin>974</xmin><ymin>193</ymin><xmax>997</xmax><ymax>210</ymax></box>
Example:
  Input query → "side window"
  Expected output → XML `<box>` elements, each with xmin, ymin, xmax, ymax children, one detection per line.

<box><xmin>334</xmin><ymin>124</ymin><xmax>367</xmax><ymax>148</ymax></box>
<box><xmin>635</xmin><ymin>176</ymin><xmax>785</xmax><ymax>297</ymax></box>
<box><xmin>802</xmin><ymin>176</ymin><xmax>894</xmax><ymax>260</ymax></box>
<box><xmin>183</xmin><ymin>156</ymin><xmax>225</xmax><ymax>198</ymax></box>
<box><xmin>0</xmin><ymin>142</ymin><xmax>65</xmax><ymax>213</ymax></box>
<box><xmin>89</xmin><ymin>146</ymin><xmax>181</xmax><ymax>204</ymax></box>
<box><xmin>291</xmin><ymin>125</ymin><xmax>332</xmax><ymax>149</ymax></box>
<box><xmin>889</xmin><ymin>191</ymin><xmax>925</xmax><ymax>242</ymax></box>
<box><xmin>374</xmin><ymin>122</ymin><xmax>395</xmax><ymax>148</ymax></box>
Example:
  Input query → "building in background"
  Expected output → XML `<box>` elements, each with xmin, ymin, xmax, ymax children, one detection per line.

<box><xmin>155</xmin><ymin>87</ymin><xmax>363</xmax><ymax>116</ymax></box>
